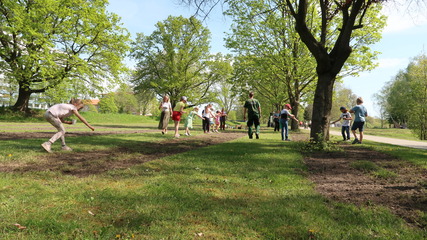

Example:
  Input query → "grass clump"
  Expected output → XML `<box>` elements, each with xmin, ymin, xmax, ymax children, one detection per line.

<box><xmin>351</xmin><ymin>160</ymin><xmax>380</xmax><ymax>172</ymax></box>
<box><xmin>351</xmin><ymin>160</ymin><xmax>398</xmax><ymax>180</ymax></box>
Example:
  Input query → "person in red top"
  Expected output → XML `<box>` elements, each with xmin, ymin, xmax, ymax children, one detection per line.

<box><xmin>41</xmin><ymin>99</ymin><xmax>95</xmax><ymax>153</ymax></box>
<box><xmin>172</xmin><ymin>96</ymin><xmax>187</xmax><ymax>138</ymax></box>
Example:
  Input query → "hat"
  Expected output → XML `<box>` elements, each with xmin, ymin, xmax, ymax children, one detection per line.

<box><xmin>181</xmin><ymin>96</ymin><xmax>187</xmax><ymax>101</ymax></box>
<box><xmin>285</xmin><ymin>104</ymin><xmax>292</xmax><ymax>109</ymax></box>
<box><xmin>339</xmin><ymin>106</ymin><xmax>346</xmax><ymax>110</ymax></box>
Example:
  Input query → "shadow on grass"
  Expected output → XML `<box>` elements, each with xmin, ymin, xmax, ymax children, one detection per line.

<box><xmin>0</xmin><ymin>132</ymin><xmax>246</xmax><ymax>176</ymax></box>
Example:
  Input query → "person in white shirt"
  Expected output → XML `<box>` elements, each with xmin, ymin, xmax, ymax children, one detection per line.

<box><xmin>332</xmin><ymin>106</ymin><xmax>353</xmax><ymax>141</ymax></box>
<box><xmin>41</xmin><ymin>99</ymin><xmax>95</xmax><ymax>153</ymax></box>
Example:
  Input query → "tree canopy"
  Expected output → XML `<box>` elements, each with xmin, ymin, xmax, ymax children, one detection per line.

<box><xmin>0</xmin><ymin>0</ymin><xmax>130</xmax><ymax>112</ymax></box>
<box><xmin>131</xmin><ymin>15</ymin><xmax>216</xmax><ymax>107</ymax></box>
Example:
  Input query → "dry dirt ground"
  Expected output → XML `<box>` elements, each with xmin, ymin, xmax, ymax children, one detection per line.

<box><xmin>1</xmin><ymin>130</ymin><xmax>426</xmax><ymax>228</ymax></box>
<box><xmin>305</xmin><ymin>144</ymin><xmax>427</xmax><ymax>229</ymax></box>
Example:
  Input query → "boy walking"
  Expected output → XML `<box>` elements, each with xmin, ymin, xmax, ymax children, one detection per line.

<box><xmin>332</xmin><ymin>106</ymin><xmax>352</xmax><ymax>141</ymax></box>
<box><xmin>243</xmin><ymin>92</ymin><xmax>262</xmax><ymax>139</ymax></box>
<box><xmin>349</xmin><ymin>97</ymin><xmax>368</xmax><ymax>144</ymax></box>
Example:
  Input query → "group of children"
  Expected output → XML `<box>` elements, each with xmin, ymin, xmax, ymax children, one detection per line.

<box><xmin>158</xmin><ymin>96</ymin><xmax>228</xmax><ymax>138</ymax></box>
<box><xmin>332</xmin><ymin>97</ymin><xmax>368</xmax><ymax>144</ymax></box>
<box><xmin>40</xmin><ymin>95</ymin><xmax>367</xmax><ymax>153</ymax></box>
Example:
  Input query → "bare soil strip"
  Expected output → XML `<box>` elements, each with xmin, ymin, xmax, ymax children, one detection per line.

<box><xmin>305</xmin><ymin>144</ymin><xmax>427</xmax><ymax>228</ymax></box>
<box><xmin>0</xmin><ymin>132</ymin><xmax>245</xmax><ymax>177</ymax></box>
<box><xmin>0</xmin><ymin>128</ymin><xmax>157</xmax><ymax>140</ymax></box>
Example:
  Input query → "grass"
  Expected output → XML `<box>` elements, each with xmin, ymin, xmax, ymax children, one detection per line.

<box><xmin>363</xmin><ymin>141</ymin><xmax>427</xmax><ymax>169</ymax></box>
<box><xmin>0</xmin><ymin>129</ymin><xmax>425</xmax><ymax>239</ymax></box>
<box><xmin>350</xmin><ymin>160</ymin><xmax>398</xmax><ymax>180</ymax></box>
<box><xmin>331</xmin><ymin>127</ymin><xmax>423</xmax><ymax>141</ymax></box>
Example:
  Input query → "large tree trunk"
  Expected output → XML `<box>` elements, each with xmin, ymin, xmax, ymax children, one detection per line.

<box><xmin>290</xmin><ymin>100</ymin><xmax>300</xmax><ymax>130</ymax></box>
<box><xmin>12</xmin><ymin>86</ymin><xmax>32</xmax><ymax>112</ymax></box>
<box><xmin>310</xmin><ymin>73</ymin><xmax>335</xmax><ymax>141</ymax></box>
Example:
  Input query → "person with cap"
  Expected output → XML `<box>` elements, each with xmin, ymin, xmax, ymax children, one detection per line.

<box><xmin>332</xmin><ymin>106</ymin><xmax>352</xmax><ymax>141</ymax></box>
<box><xmin>172</xmin><ymin>96</ymin><xmax>187</xmax><ymax>138</ymax></box>
<box><xmin>280</xmin><ymin>104</ymin><xmax>299</xmax><ymax>141</ymax></box>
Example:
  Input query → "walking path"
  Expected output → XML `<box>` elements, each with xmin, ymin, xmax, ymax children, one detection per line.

<box><xmin>330</xmin><ymin>130</ymin><xmax>427</xmax><ymax>150</ymax></box>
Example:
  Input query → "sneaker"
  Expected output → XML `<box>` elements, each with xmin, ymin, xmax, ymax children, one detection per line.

<box><xmin>174</xmin><ymin>134</ymin><xmax>180</xmax><ymax>138</ymax></box>
<box><xmin>255</xmin><ymin>134</ymin><xmax>259</xmax><ymax>139</ymax></box>
<box><xmin>61</xmin><ymin>145</ymin><xmax>73</xmax><ymax>151</ymax></box>
<box><xmin>185</xmin><ymin>133</ymin><xmax>190</xmax><ymax>136</ymax></box>
<box><xmin>249</xmin><ymin>135</ymin><xmax>253</xmax><ymax>139</ymax></box>
<box><xmin>352</xmin><ymin>139</ymin><xmax>359</xmax><ymax>144</ymax></box>
<box><xmin>285</xmin><ymin>139</ymin><xmax>291</xmax><ymax>141</ymax></box>
<box><xmin>41</xmin><ymin>142</ymin><xmax>52</xmax><ymax>153</ymax></box>
<box><xmin>357</xmin><ymin>141</ymin><xmax>362</xmax><ymax>144</ymax></box>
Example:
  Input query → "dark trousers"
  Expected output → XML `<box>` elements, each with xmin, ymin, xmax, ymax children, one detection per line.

<box><xmin>341</xmin><ymin>126</ymin><xmax>350</xmax><ymax>140</ymax></box>
<box><xmin>274</xmin><ymin>121</ymin><xmax>279</xmax><ymax>131</ymax></box>
<box><xmin>220</xmin><ymin>118</ymin><xmax>226</xmax><ymax>130</ymax></box>
<box><xmin>247</xmin><ymin>115</ymin><xmax>260</xmax><ymax>137</ymax></box>
<box><xmin>203</xmin><ymin>118</ymin><xmax>210</xmax><ymax>132</ymax></box>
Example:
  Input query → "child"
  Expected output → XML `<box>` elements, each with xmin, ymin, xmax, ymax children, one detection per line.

<box><xmin>332</xmin><ymin>106</ymin><xmax>352</xmax><ymax>141</ymax></box>
<box><xmin>42</xmin><ymin>99</ymin><xmax>95</xmax><ymax>153</ymax></box>
<box><xmin>172</xmin><ymin>96</ymin><xmax>187</xmax><ymax>138</ymax></box>
<box><xmin>349</xmin><ymin>97</ymin><xmax>368</xmax><ymax>144</ymax></box>
<box><xmin>214</xmin><ymin>110</ymin><xmax>221</xmax><ymax>132</ymax></box>
<box><xmin>184</xmin><ymin>107</ymin><xmax>204</xmax><ymax>136</ymax></box>
<box><xmin>280</xmin><ymin>104</ymin><xmax>299</xmax><ymax>141</ymax></box>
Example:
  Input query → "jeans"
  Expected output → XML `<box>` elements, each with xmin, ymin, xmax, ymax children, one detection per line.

<box><xmin>280</xmin><ymin>119</ymin><xmax>289</xmax><ymax>140</ymax></box>
<box><xmin>341</xmin><ymin>126</ymin><xmax>350</xmax><ymax>140</ymax></box>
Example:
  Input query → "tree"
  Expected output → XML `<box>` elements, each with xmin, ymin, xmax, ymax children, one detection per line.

<box><xmin>182</xmin><ymin>0</ymin><xmax>386</xmax><ymax>141</ymax></box>
<box><xmin>379</xmin><ymin>54</ymin><xmax>427</xmax><ymax>139</ymax></box>
<box><xmin>208</xmin><ymin>53</ymin><xmax>238</xmax><ymax>113</ymax></box>
<box><xmin>283</xmin><ymin>0</ymin><xmax>386</xmax><ymax>141</ymax></box>
<box><xmin>331</xmin><ymin>82</ymin><xmax>357</xmax><ymax>121</ymax></box>
<box><xmin>225</xmin><ymin>0</ymin><xmax>317</xmax><ymax>130</ymax></box>
<box><xmin>114</xmin><ymin>84</ymin><xmax>138</xmax><ymax>114</ymax></box>
<box><xmin>0</xmin><ymin>0</ymin><xmax>130</xmax><ymax>112</ymax></box>
<box><xmin>131</xmin><ymin>15</ymin><xmax>215</xmax><ymax>107</ymax></box>
<box><xmin>98</xmin><ymin>93</ymin><xmax>118</xmax><ymax>114</ymax></box>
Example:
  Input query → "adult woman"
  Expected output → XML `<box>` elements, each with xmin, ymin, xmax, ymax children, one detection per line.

<box><xmin>202</xmin><ymin>104</ymin><xmax>214</xmax><ymax>133</ymax></box>
<box><xmin>158</xmin><ymin>95</ymin><xmax>172</xmax><ymax>134</ymax></box>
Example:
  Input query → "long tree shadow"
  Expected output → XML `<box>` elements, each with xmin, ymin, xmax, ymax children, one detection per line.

<box><xmin>0</xmin><ymin>132</ymin><xmax>246</xmax><ymax>177</ymax></box>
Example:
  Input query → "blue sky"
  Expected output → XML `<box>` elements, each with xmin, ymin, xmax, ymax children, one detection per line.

<box><xmin>107</xmin><ymin>0</ymin><xmax>427</xmax><ymax>117</ymax></box>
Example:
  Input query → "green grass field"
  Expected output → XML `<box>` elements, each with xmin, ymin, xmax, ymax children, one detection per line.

<box><xmin>1</xmin><ymin>121</ymin><xmax>425</xmax><ymax>239</ymax></box>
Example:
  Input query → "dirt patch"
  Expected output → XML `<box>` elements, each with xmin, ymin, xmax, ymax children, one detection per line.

<box><xmin>0</xmin><ymin>130</ymin><xmax>157</xmax><ymax>140</ymax></box>
<box><xmin>0</xmin><ymin>132</ymin><xmax>245</xmax><ymax>177</ymax></box>
<box><xmin>305</xmin><ymin>144</ymin><xmax>427</xmax><ymax>228</ymax></box>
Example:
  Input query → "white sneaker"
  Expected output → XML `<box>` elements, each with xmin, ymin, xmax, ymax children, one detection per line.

<box><xmin>185</xmin><ymin>133</ymin><xmax>189</xmax><ymax>136</ymax></box>
<box><xmin>41</xmin><ymin>142</ymin><xmax>52</xmax><ymax>153</ymax></box>
<box><xmin>61</xmin><ymin>145</ymin><xmax>73</xmax><ymax>151</ymax></box>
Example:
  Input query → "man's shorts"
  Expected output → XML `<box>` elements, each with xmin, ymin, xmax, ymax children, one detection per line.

<box><xmin>351</xmin><ymin>121</ymin><xmax>365</xmax><ymax>132</ymax></box>
<box><xmin>172</xmin><ymin>111</ymin><xmax>182</xmax><ymax>121</ymax></box>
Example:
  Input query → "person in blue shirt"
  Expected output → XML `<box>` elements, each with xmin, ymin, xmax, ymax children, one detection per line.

<box><xmin>349</xmin><ymin>97</ymin><xmax>368</xmax><ymax>144</ymax></box>
<box><xmin>280</xmin><ymin>104</ymin><xmax>299</xmax><ymax>141</ymax></box>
